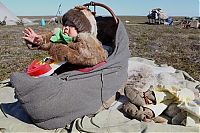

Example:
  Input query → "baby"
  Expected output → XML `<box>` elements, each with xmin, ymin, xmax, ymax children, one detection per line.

<box><xmin>23</xmin><ymin>6</ymin><xmax>108</xmax><ymax>67</ymax></box>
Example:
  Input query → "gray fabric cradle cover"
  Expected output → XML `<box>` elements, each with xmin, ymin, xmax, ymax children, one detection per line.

<box><xmin>10</xmin><ymin>19</ymin><xmax>130</xmax><ymax>129</ymax></box>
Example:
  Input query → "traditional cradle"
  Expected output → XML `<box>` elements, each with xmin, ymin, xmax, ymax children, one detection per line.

<box><xmin>9</xmin><ymin>2</ymin><xmax>130</xmax><ymax>129</ymax></box>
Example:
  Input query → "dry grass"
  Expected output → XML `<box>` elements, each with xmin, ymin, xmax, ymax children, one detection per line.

<box><xmin>0</xmin><ymin>16</ymin><xmax>199</xmax><ymax>81</ymax></box>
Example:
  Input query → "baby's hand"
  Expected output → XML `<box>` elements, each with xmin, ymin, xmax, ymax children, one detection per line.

<box><xmin>22</xmin><ymin>27</ymin><xmax>41</xmax><ymax>46</ymax></box>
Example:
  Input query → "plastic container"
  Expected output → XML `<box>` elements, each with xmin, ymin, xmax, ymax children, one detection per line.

<box><xmin>40</xmin><ymin>18</ymin><xmax>46</xmax><ymax>26</ymax></box>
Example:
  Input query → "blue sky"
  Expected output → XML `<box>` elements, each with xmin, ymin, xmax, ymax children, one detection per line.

<box><xmin>1</xmin><ymin>0</ymin><xmax>199</xmax><ymax>16</ymax></box>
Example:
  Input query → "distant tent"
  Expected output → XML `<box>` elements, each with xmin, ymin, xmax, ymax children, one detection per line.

<box><xmin>0</xmin><ymin>2</ymin><xmax>20</xmax><ymax>25</ymax></box>
<box><xmin>21</xmin><ymin>18</ymin><xmax>39</xmax><ymax>26</ymax></box>
<box><xmin>147</xmin><ymin>8</ymin><xmax>168</xmax><ymax>24</ymax></box>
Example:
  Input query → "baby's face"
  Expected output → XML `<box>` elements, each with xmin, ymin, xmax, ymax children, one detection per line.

<box><xmin>63</xmin><ymin>26</ymin><xmax>78</xmax><ymax>37</ymax></box>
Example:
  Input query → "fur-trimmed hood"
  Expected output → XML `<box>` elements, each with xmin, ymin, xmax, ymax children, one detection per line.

<box><xmin>62</xmin><ymin>6</ymin><xmax>97</xmax><ymax>36</ymax></box>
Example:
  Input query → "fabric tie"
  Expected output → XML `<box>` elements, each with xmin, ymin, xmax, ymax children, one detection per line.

<box><xmin>50</xmin><ymin>28</ymin><xmax>74</xmax><ymax>44</ymax></box>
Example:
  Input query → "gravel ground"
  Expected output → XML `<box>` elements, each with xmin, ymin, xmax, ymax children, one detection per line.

<box><xmin>0</xmin><ymin>16</ymin><xmax>199</xmax><ymax>81</ymax></box>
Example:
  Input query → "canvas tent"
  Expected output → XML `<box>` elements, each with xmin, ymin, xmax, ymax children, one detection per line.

<box><xmin>0</xmin><ymin>2</ymin><xmax>20</xmax><ymax>25</ymax></box>
<box><xmin>147</xmin><ymin>8</ymin><xmax>168</xmax><ymax>24</ymax></box>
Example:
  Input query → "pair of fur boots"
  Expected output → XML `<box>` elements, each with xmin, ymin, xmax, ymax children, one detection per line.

<box><xmin>121</xmin><ymin>86</ymin><xmax>188</xmax><ymax>125</ymax></box>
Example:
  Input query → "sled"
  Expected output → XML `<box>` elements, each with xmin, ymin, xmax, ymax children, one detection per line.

<box><xmin>0</xmin><ymin>1</ymin><xmax>130</xmax><ymax>130</ymax></box>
